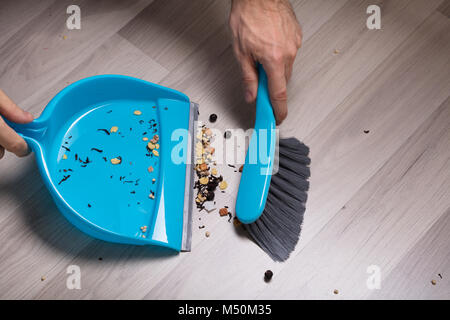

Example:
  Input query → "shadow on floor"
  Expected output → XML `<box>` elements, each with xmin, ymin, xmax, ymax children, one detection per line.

<box><xmin>0</xmin><ymin>156</ymin><xmax>177</xmax><ymax>261</ymax></box>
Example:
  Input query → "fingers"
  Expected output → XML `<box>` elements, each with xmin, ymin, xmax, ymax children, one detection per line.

<box><xmin>239</xmin><ymin>55</ymin><xmax>259</xmax><ymax>103</ymax></box>
<box><xmin>0</xmin><ymin>89</ymin><xmax>33</xmax><ymax>123</ymax></box>
<box><xmin>0</xmin><ymin>116</ymin><xmax>30</xmax><ymax>157</ymax></box>
<box><xmin>0</xmin><ymin>90</ymin><xmax>32</xmax><ymax>158</ymax></box>
<box><xmin>263</xmin><ymin>61</ymin><xmax>288</xmax><ymax>125</ymax></box>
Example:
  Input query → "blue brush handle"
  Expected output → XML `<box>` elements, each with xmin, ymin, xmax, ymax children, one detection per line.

<box><xmin>235</xmin><ymin>65</ymin><xmax>276</xmax><ymax>224</ymax></box>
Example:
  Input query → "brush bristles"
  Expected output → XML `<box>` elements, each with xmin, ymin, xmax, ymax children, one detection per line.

<box><xmin>244</xmin><ymin>137</ymin><xmax>311</xmax><ymax>262</ymax></box>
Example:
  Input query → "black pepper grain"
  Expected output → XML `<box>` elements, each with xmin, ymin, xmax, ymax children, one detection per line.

<box><xmin>264</xmin><ymin>270</ymin><xmax>273</xmax><ymax>282</ymax></box>
<box><xmin>209</xmin><ymin>114</ymin><xmax>217</xmax><ymax>123</ymax></box>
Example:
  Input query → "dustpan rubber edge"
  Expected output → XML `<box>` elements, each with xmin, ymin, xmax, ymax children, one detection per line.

<box><xmin>180</xmin><ymin>101</ymin><xmax>199</xmax><ymax>252</ymax></box>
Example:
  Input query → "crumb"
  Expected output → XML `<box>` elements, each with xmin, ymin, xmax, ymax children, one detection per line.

<box><xmin>239</xmin><ymin>165</ymin><xmax>244</xmax><ymax>172</ymax></box>
<box><xmin>333</xmin><ymin>289</ymin><xmax>339</xmax><ymax>295</ymax></box>
<box><xmin>264</xmin><ymin>270</ymin><xmax>273</xmax><ymax>282</ymax></box>
<box><xmin>219</xmin><ymin>207</ymin><xmax>228</xmax><ymax>216</ymax></box>
<box><xmin>219</xmin><ymin>181</ymin><xmax>228</xmax><ymax>190</ymax></box>
<box><xmin>431</xmin><ymin>280</ymin><xmax>437</xmax><ymax>285</ymax></box>
<box><xmin>111</xmin><ymin>156</ymin><xmax>122</xmax><ymax>165</ymax></box>
<box><xmin>363</xmin><ymin>130</ymin><xmax>370</xmax><ymax>134</ymax></box>
<box><xmin>41</xmin><ymin>276</ymin><xmax>46</xmax><ymax>281</ymax></box>
<box><xmin>62</xmin><ymin>154</ymin><xmax>68</xmax><ymax>160</ymax></box>
<box><xmin>205</xmin><ymin>231</ymin><xmax>210</xmax><ymax>237</ymax></box>
<box><xmin>209</xmin><ymin>114</ymin><xmax>217</xmax><ymax>123</ymax></box>
<box><xmin>110</xmin><ymin>126</ymin><xmax>118</xmax><ymax>133</ymax></box>
<box><xmin>148</xmin><ymin>166</ymin><xmax>154</xmax><ymax>173</ymax></box>
<box><xmin>133</xmin><ymin>110</ymin><xmax>142</xmax><ymax>115</ymax></box>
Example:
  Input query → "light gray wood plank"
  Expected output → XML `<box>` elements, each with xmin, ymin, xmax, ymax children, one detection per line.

<box><xmin>371</xmin><ymin>208</ymin><xmax>450</xmax><ymax>299</ymax></box>
<box><xmin>282</xmin><ymin>0</ymin><xmax>444</xmax><ymax>138</ymax></box>
<box><xmin>0</xmin><ymin>0</ymin><xmax>153</xmax><ymax>106</ymax></box>
<box><xmin>118</xmin><ymin>0</ymin><xmax>231</xmax><ymax>71</ymax></box>
<box><xmin>0</xmin><ymin>0</ymin><xmax>54</xmax><ymax>45</ymax></box>
<box><xmin>437</xmin><ymin>0</ymin><xmax>450</xmax><ymax>18</ymax></box>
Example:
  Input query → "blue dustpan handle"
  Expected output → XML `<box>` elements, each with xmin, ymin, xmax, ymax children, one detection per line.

<box><xmin>5</xmin><ymin>118</ymin><xmax>46</xmax><ymax>148</ymax></box>
<box><xmin>235</xmin><ymin>65</ymin><xmax>276</xmax><ymax>224</ymax></box>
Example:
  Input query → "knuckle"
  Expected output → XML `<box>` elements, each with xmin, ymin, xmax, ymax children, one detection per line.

<box><xmin>269</xmin><ymin>50</ymin><xmax>284</xmax><ymax>64</ymax></box>
<box><xmin>288</xmin><ymin>46</ymin><xmax>298</xmax><ymax>58</ymax></box>
<box><xmin>241</xmin><ymin>74</ymin><xmax>256</xmax><ymax>84</ymax></box>
<box><xmin>273</xmin><ymin>89</ymin><xmax>288</xmax><ymax>102</ymax></box>
<box><xmin>8</xmin><ymin>140</ymin><xmax>26</xmax><ymax>155</ymax></box>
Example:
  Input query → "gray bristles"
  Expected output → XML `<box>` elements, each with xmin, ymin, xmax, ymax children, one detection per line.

<box><xmin>243</xmin><ymin>137</ymin><xmax>311</xmax><ymax>262</ymax></box>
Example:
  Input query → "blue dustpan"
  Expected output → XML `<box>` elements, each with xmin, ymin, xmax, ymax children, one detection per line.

<box><xmin>7</xmin><ymin>75</ymin><xmax>197</xmax><ymax>251</ymax></box>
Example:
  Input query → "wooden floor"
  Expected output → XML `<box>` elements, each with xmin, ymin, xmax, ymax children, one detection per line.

<box><xmin>0</xmin><ymin>0</ymin><xmax>449</xmax><ymax>299</ymax></box>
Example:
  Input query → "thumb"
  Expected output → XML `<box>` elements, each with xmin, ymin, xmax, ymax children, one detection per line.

<box><xmin>0</xmin><ymin>90</ymin><xmax>33</xmax><ymax>124</ymax></box>
<box><xmin>239</xmin><ymin>56</ymin><xmax>259</xmax><ymax>103</ymax></box>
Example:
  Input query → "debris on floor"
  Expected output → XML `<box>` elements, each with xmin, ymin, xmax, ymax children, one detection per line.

<box><xmin>264</xmin><ymin>270</ymin><xmax>273</xmax><ymax>282</ymax></box>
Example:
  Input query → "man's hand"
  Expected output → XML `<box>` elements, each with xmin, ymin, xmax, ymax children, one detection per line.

<box><xmin>0</xmin><ymin>90</ymin><xmax>33</xmax><ymax>159</ymax></box>
<box><xmin>229</xmin><ymin>0</ymin><xmax>302</xmax><ymax>125</ymax></box>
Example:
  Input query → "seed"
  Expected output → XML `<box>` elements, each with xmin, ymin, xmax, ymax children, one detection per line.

<box><xmin>149</xmin><ymin>193</ymin><xmax>155</xmax><ymax>199</ymax></box>
<box><xmin>41</xmin><ymin>276</ymin><xmax>46</xmax><ymax>281</ymax></box>
<box><xmin>264</xmin><ymin>270</ymin><xmax>273</xmax><ymax>282</ymax></box>
<box><xmin>219</xmin><ymin>207</ymin><xmax>228</xmax><ymax>216</ymax></box>
<box><xmin>199</xmin><ymin>177</ymin><xmax>209</xmax><ymax>185</ymax></box>
<box><xmin>363</xmin><ymin>130</ymin><xmax>370</xmax><ymax>134</ymax></box>
<box><xmin>333</xmin><ymin>289</ymin><xmax>339</xmax><ymax>295</ymax></box>
<box><xmin>211</xmin><ymin>168</ymin><xmax>218</xmax><ymax>176</ymax></box>
<box><xmin>133</xmin><ymin>110</ymin><xmax>142</xmax><ymax>115</ymax></box>
<box><xmin>111</xmin><ymin>157</ymin><xmax>122</xmax><ymax>165</ymax></box>
<box><xmin>219</xmin><ymin>181</ymin><xmax>228</xmax><ymax>190</ymax></box>
<box><xmin>152</xmin><ymin>150</ymin><xmax>159</xmax><ymax>157</ymax></box>
<box><xmin>209</xmin><ymin>114</ymin><xmax>217</xmax><ymax>123</ymax></box>
<box><xmin>143</xmin><ymin>137</ymin><xmax>149</xmax><ymax>141</ymax></box>
<box><xmin>334</xmin><ymin>49</ymin><xmax>340</xmax><ymax>54</ymax></box>
<box><xmin>147</xmin><ymin>142</ymin><xmax>155</xmax><ymax>150</ymax></box>
<box><xmin>152</xmin><ymin>178</ymin><xmax>156</xmax><ymax>183</ymax></box>
<box><xmin>148</xmin><ymin>166</ymin><xmax>154</xmax><ymax>173</ymax></box>
<box><xmin>153</xmin><ymin>134</ymin><xmax>159</xmax><ymax>141</ymax></box>
<box><xmin>205</xmin><ymin>231</ymin><xmax>210</xmax><ymax>237</ymax></box>
<box><xmin>62</xmin><ymin>154</ymin><xmax>68</xmax><ymax>160</ymax></box>
<box><xmin>110</xmin><ymin>126</ymin><xmax>118</xmax><ymax>133</ymax></box>
<box><xmin>204</xmin><ymin>128</ymin><xmax>212</xmax><ymax>137</ymax></box>
<box><xmin>431</xmin><ymin>280</ymin><xmax>437</xmax><ymax>285</ymax></box>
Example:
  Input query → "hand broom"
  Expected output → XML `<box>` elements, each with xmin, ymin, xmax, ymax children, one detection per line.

<box><xmin>235</xmin><ymin>65</ymin><xmax>311</xmax><ymax>262</ymax></box>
